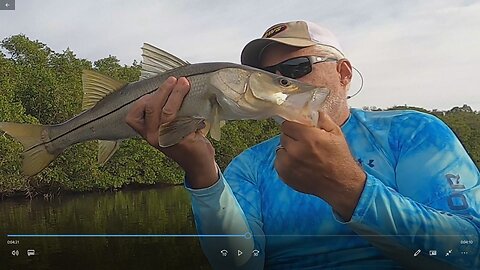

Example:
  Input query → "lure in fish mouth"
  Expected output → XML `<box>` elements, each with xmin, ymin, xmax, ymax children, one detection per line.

<box><xmin>0</xmin><ymin>43</ymin><xmax>330</xmax><ymax>177</ymax></box>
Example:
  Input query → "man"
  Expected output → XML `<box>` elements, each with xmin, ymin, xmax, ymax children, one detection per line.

<box><xmin>126</xmin><ymin>21</ymin><xmax>479</xmax><ymax>269</ymax></box>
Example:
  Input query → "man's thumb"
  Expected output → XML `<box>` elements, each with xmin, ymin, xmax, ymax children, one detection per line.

<box><xmin>317</xmin><ymin>111</ymin><xmax>340</xmax><ymax>134</ymax></box>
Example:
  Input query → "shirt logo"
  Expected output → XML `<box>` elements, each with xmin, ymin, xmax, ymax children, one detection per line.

<box><xmin>357</xmin><ymin>158</ymin><xmax>375</xmax><ymax>168</ymax></box>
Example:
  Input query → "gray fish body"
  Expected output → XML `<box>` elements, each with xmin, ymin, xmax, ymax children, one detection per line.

<box><xmin>48</xmin><ymin>62</ymin><xmax>245</xmax><ymax>152</ymax></box>
<box><xmin>0</xmin><ymin>44</ymin><xmax>329</xmax><ymax>176</ymax></box>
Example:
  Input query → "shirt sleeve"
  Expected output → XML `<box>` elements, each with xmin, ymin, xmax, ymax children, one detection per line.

<box><xmin>185</xmin><ymin>150</ymin><xmax>266</xmax><ymax>270</ymax></box>
<box><xmin>336</xmin><ymin>113</ymin><xmax>480</xmax><ymax>269</ymax></box>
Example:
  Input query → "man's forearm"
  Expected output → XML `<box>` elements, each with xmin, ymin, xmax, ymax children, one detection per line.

<box><xmin>185</xmin><ymin>161</ymin><xmax>219</xmax><ymax>189</ymax></box>
<box><xmin>185</xmin><ymin>170</ymin><xmax>264</xmax><ymax>269</ymax></box>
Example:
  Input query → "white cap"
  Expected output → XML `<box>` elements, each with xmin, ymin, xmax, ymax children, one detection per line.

<box><xmin>241</xmin><ymin>21</ymin><xmax>344</xmax><ymax>67</ymax></box>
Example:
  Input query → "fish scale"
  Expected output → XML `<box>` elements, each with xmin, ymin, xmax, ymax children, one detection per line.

<box><xmin>177</xmin><ymin>73</ymin><xmax>213</xmax><ymax>118</ymax></box>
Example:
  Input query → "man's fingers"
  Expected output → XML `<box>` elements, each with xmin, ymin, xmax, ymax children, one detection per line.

<box><xmin>281</xmin><ymin>121</ymin><xmax>312</xmax><ymax>141</ymax></box>
<box><xmin>317</xmin><ymin>111</ymin><xmax>340</xmax><ymax>134</ymax></box>
<box><xmin>126</xmin><ymin>76</ymin><xmax>179</xmax><ymax>145</ymax></box>
<box><xmin>277</xmin><ymin>134</ymin><xmax>295</xmax><ymax>172</ymax></box>
<box><xmin>144</xmin><ymin>77</ymin><xmax>178</xmax><ymax>145</ymax></box>
<box><xmin>160</xmin><ymin>77</ymin><xmax>190</xmax><ymax>125</ymax></box>
<box><xmin>152</xmin><ymin>76</ymin><xmax>177</xmax><ymax>108</ymax></box>
<box><xmin>125</xmin><ymin>96</ymin><xmax>148</xmax><ymax>137</ymax></box>
<box><xmin>280</xmin><ymin>133</ymin><xmax>296</xmax><ymax>150</ymax></box>
<box><xmin>143</xmin><ymin>95</ymin><xmax>161</xmax><ymax>145</ymax></box>
<box><xmin>280</xmin><ymin>134</ymin><xmax>305</xmax><ymax>162</ymax></box>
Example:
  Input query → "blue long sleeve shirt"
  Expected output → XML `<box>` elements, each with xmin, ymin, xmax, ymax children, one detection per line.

<box><xmin>185</xmin><ymin>109</ymin><xmax>480</xmax><ymax>269</ymax></box>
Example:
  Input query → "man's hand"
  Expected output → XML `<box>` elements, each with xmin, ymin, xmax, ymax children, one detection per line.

<box><xmin>125</xmin><ymin>76</ymin><xmax>218</xmax><ymax>189</ymax></box>
<box><xmin>274</xmin><ymin>111</ymin><xmax>366</xmax><ymax>221</ymax></box>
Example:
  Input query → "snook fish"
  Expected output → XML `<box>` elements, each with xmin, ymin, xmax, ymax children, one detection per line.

<box><xmin>0</xmin><ymin>43</ymin><xmax>329</xmax><ymax>176</ymax></box>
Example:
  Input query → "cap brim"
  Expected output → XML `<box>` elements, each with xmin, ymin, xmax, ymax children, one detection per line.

<box><xmin>241</xmin><ymin>37</ymin><xmax>316</xmax><ymax>67</ymax></box>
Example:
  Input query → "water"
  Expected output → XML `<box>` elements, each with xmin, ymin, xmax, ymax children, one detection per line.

<box><xmin>1</xmin><ymin>186</ymin><xmax>212</xmax><ymax>270</ymax></box>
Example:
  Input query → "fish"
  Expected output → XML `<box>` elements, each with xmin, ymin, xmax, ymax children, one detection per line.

<box><xmin>0</xmin><ymin>43</ymin><xmax>330</xmax><ymax>177</ymax></box>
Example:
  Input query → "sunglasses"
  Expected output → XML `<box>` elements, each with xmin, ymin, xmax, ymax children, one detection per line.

<box><xmin>262</xmin><ymin>55</ymin><xmax>338</xmax><ymax>79</ymax></box>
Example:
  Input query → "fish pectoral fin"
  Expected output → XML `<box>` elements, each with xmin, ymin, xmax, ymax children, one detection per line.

<box><xmin>81</xmin><ymin>70</ymin><xmax>127</xmax><ymax>111</ymax></box>
<box><xmin>200</xmin><ymin>121</ymin><xmax>211</xmax><ymax>137</ymax></box>
<box><xmin>210</xmin><ymin>121</ymin><xmax>221</xmax><ymax>141</ymax></box>
<box><xmin>98</xmin><ymin>140</ymin><xmax>122</xmax><ymax>166</ymax></box>
<box><xmin>158</xmin><ymin>117</ymin><xmax>205</xmax><ymax>147</ymax></box>
<box><xmin>209</xmin><ymin>104</ymin><xmax>224</xmax><ymax>141</ymax></box>
<box><xmin>140</xmin><ymin>43</ymin><xmax>190</xmax><ymax>80</ymax></box>
<box><xmin>191</xmin><ymin>118</ymin><xmax>223</xmax><ymax>140</ymax></box>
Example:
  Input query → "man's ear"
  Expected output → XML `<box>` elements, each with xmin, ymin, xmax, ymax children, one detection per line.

<box><xmin>336</xmin><ymin>59</ymin><xmax>352</xmax><ymax>86</ymax></box>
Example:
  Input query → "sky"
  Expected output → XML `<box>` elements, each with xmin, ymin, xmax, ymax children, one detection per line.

<box><xmin>1</xmin><ymin>0</ymin><xmax>479</xmax><ymax>111</ymax></box>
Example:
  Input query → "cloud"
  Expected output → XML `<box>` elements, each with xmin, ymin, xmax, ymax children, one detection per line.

<box><xmin>337</xmin><ymin>1</ymin><xmax>480</xmax><ymax>110</ymax></box>
<box><xmin>0</xmin><ymin>0</ymin><xmax>478</xmax><ymax>110</ymax></box>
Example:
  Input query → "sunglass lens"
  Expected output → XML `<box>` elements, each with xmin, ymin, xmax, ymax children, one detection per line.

<box><xmin>278</xmin><ymin>57</ymin><xmax>312</xmax><ymax>79</ymax></box>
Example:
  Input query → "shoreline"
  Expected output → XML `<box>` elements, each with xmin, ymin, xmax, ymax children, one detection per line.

<box><xmin>0</xmin><ymin>181</ymin><xmax>184</xmax><ymax>202</ymax></box>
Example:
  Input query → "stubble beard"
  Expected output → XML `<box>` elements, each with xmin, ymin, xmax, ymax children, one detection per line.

<box><xmin>318</xmin><ymin>89</ymin><xmax>349</xmax><ymax>125</ymax></box>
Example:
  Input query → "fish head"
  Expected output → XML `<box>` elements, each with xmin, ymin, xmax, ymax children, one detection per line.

<box><xmin>247</xmin><ymin>70</ymin><xmax>330</xmax><ymax>126</ymax></box>
<box><xmin>210</xmin><ymin>67</ymin><xmax>330</xmax><ymax>126</ymax></box>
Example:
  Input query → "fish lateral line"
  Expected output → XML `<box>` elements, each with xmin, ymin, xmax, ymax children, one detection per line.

<box><xmin>23</xmin><ymin>66</ymin><xmax>232</xmax><ymax>152</ymax></box>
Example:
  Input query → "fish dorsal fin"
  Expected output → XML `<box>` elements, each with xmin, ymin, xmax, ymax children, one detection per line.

<box><xmin>82</xmin><ymin>70</ymin><xmax>127</xmax><ymax>110</ymax></box>
<box><xmin>140</xmin><ymin>43</ymin><xmax>189</xmax><ymax>80</ymax></box>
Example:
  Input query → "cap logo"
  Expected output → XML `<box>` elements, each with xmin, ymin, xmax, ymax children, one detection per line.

<box><xmin>263</xmin><ymin>24</ymin><xmax>287</xmax><ymax>38</ymax></box>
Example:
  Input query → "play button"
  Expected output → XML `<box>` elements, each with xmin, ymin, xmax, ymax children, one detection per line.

<box><xmin>237</xmin><ymin>250</ymin><xmax>243</xmax><ymax>256</ymax></box>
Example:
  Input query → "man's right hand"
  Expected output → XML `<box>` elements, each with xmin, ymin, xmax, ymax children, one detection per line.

<box><xmin>125</xmin><ymin>76</ymin><xmax>218</xmax><ymax>189</ymax></box>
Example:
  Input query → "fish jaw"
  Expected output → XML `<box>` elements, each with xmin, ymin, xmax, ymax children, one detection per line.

<box><xmin>272</xmin><ymin>87</ymin><xmax>330</xmax><ymax>127</ymax></box>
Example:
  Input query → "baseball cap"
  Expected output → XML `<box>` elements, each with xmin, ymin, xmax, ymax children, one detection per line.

<box><xmin>241</xmin><ymin>21</ymin><xmax>344</xmax><ymax>67</ymax></box>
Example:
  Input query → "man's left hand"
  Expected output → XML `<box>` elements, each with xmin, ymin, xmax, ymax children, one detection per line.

<box><xmin>274</xmin><ymin>111</ymin><xmax>367</xmax><ymax>221</ymax></box>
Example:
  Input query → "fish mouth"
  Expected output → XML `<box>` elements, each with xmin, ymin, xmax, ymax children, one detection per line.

<box><xmin>274</xmin><ymin>87</ymin><xmax>330</xmax><ymax>126</ymax></box>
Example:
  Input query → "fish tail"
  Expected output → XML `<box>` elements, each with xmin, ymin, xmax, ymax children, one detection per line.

<box><xmin>0</xmin><ymin>122</ymin><xmax>59</xmax><ymax>176</ymax></box>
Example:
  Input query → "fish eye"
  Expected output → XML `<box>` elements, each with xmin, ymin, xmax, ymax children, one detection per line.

<box><xmin>278</xmin><ymin>78</ymin><xmax>291</xmax><ymax>87</ymax></box>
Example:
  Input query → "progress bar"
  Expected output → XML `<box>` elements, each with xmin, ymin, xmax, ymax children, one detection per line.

<box><xmin>7</xmin><ymin>233</ymin><xmax>253</xmax><ymax>239</ymax></box>
<box><xmin>6</xmin><ymin>234</ymin><xmax>470</xmax><ymax>238</ymax></box>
